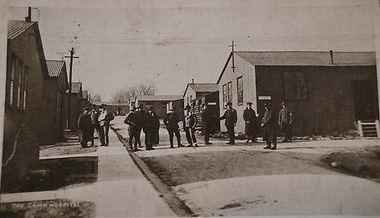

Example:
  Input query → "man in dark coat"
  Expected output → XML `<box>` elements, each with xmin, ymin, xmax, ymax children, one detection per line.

<box><xmin>90</xmin><ymin>104</ymin><xmax>99</xmax><ymax>146</ymax></box>
<box><xmin>78</xmin><ymin>107</ymin><xmax>93</xmax><ymax>148</ymax></box>
<box><xmin>164</xmin><ymin>107</ymin><xmax>184</xmax><ymax>148</ymax></box>
<box><xmin>220</xmin><ymin>102</ymin><xmax>237</xmax><ymax>145</ymax></box>
<box><xmin>149</xmin><ymin>106</ymin><xmax>160</xmax><ymax>146</ymax></box>
<box><xmin>201</xmin><ymin>103</ymin><xmax>213</xmax><ymax>145</ymax></box>
<box><xmin>243</xmin><ymin>102</ymin><xmax>258</xmax><ymax>143</ymax></box>
<box><xmin>278</xmin><ymin>102</ymin><xmax>293</xmax><ymax>143</ymax></box>
<box><xmin>261</xmin><ymin>102</ymin><xmax>277</xmax><ymax>150</ymax></box>
<box><xmin>124</xmin><ymin>105</ymin><xmax>141</xmax><ymax>151</ymax></box>
<box><xmin>184</xmin><ymin>105</ymin><xmax>198</xmax><ymax>147</ymax></box>
<box><xmin>143</xmin><ymin>106</ymin><xmax>159</xmax><ymax>150</ymax></box>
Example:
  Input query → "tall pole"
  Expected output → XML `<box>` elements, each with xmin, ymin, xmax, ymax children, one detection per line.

<box><xmin>229</xmin><ymin>40</ymin><xmax>237</xmax><ymax>72</ymax></box>
<box><xmin>65</xmin><ymin>48</ymin><xmax>79</xmax><ymax>130</ymax></box>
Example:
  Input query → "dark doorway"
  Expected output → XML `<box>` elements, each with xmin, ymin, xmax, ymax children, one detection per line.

<box><xmin>352</xmin><ymin>80</ymin><xmax>379</xmax><ymax>121</ymax></box>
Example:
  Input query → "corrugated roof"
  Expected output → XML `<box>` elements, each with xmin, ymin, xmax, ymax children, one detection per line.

<box><xmin>8</xmin><ymin>20</ymin><xmax>37</xmax><ymax>39</ymax></box>
<box><xmin>82</xmin><ymin>90</ymin><xmax>88</xmax><ymax>99</ymax></box>
<box><xmin>189</xmin><ymin>83</ymin><xmax>218</xmax><ymax>93</ymax></box>
<box><xmin>137</xmin><ymin>95</ymin><xmax>183</xmax><ymax>101</ymax></box>
<box><xmin>235</xmin><ymin>51</ymin><xmax>376</xmax><ymax>66</ymax></box>
<box><xmin>46</xmin><ymin>60</ymin><xmax>65</xmax><ymax>77</ymax></box>
<box><xmin>70</xmin><ymin>82</ymin><xmax>82</xmax><ymax>94</ymax></box>
<box><xmin>217</xmin><ymin>51</ymin><xmax>376</xmax><ymax>83</ymax></box>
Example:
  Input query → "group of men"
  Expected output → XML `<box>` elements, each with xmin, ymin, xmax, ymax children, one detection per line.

<box><xmin>124</xmin><ymin>105</ymin><xmax>160</xmax><ymax>151</ymax></box>
<box><xmin>123</xmin><ymin>103</ymin><xmax>215</xmax><ymax>152</ymax></box>
<box><xmin>220</xmin><ymin>101</ymin><xmax>293</xmax><ymax>150</ymax></box>
<box><xmin>78</xmin><ymin>104</ymin><xmax>114</xmax><ymax>147</ymax></box>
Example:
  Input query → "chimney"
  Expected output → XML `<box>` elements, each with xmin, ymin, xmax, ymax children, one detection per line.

<box><xmin>192</xmin><ymin>79</ymin><xmax>194</xmax><ymax>84</ymax></box>
<box><xmin>25</xmin><ymin>7</ymin><xmax>31</xmax><ymax>22</ymax></box>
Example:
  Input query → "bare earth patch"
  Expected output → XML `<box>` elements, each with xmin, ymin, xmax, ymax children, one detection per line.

<box><xmin>40</xmin><ymin>142</ymin><xmax>97</xmax><ymax>157</ymax></box>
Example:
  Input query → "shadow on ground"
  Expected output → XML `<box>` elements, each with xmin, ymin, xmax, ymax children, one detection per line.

<box><xmin>2</xmin><ymin>156</ymin><xmax>98</xmax><ymax>193</ymax></box>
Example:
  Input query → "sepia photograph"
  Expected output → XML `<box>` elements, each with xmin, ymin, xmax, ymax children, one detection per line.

<box><xmin>0</xmin><ymin>0</ymin><xmax>380</xmax><ymax>217</ymax></box>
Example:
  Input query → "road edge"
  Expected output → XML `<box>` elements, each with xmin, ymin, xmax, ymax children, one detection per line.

<box><xmin>110</xmin><ymin>126</ymin><xmax>196</xmax><ymax>217</ymax></box>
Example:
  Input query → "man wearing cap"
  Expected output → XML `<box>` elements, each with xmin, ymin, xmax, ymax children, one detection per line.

<box><xmin>261</xmin><ymin>103</ymin><xmax>277</xmax><ymax>150</ymax></box>
<box><xmin>220</xmin><ymin>102</ymin><xmax>237</xmax><ymax>145</ymax></box>
<box><xmin>143</xmin><ymin>106</ymin><xmax>159</xmax><ymax>150</ymax></box>
<box><xmin>164</xmin><ymin>106</ymin><xmax>184</xmax><ymax>148</ymax></box>
<box><xmin>184</xmin><ymin>105</ymin><xmax>198</xmax><ymax>147</ymax></box>
<box><xmin>78</xmin><ymin>107</ymin><xmax>92</xmax><ymax>148</ymax></box>
<box><xmin>278</xmin><ymin>102</ymin><xmax>293</xmax><ymax>142</ymax></box>
<box><xmin>98</xmin><ymin>104</ymin><xmax>113</xmax><ymax>146</ymax></box>
<box><xmin>89</xmin><ymin>104</ymin><xmax>100</xmax><ymax>146</ymax></box>
<box><xmin>243</xmin><ymin>102</ymin><xmax>258</xmax><ymax>143</ymax></box>
<box><xmin>124</xmin><ymin>105</ymin><xmax>139</xmax><ymax>151</ymax></box>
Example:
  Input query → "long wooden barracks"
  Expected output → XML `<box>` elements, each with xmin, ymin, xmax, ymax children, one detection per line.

<box><xmin>217</xmin><ymin>51</ymin><xmax>378</xmax><ymax>136</ymax></box>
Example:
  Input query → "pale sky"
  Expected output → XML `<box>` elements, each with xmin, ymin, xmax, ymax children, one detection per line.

<box><xmin>8</xmin><ymin>0</ymin><xmax>378</xmax><ymax>101</ymax></box>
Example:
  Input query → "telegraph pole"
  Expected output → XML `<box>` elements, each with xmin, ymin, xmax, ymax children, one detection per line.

<box><xmin>65</xmin><ymin>47</ymin><xmax>79</xmax><ymax>130</ymax></box>
<box><xmin>229</xmin><ymin>40</ymin><xmax>237</xmax><ymax>72</ymax></box>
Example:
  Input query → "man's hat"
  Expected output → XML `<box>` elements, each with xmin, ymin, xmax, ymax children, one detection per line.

<box><xmin>185</xmin><ymin>105</ymin><xmax>191</xmax><ymax>110</ymax></box>
<box><xmin>148</xmin><ymin>106</ymin><xmax>154</xmax><ymax>110</ymax></box>
<box><xmin>226</xmin><ymin>102</ymin><xmax>232</xmax><ymax>106</ymax></box>
<box><xmin>246</xmin><ymin>102</ymin><xmax>253</xmax><ymax>105</ymax></box>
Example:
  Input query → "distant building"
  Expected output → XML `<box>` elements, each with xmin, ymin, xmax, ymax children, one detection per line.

<box><xmin>217</xmin><ymin>51</ymin><xmax>378</xmax><ymax>136</ymax></box>
<box><xmin>93</xmin><ymin>102</ymin><xmax>129</xmax><ymax>116</ymax></box>
<box><xmin>44</xmin><ymin>60</ymin><xmax>68</xmax><ymax>144</ymax></box>
<box><xmin>183</xmin><ymin>83</ymin><xmax>219</xmax><ymax>130</ymax></box>
<box><xmin>65</xmin><ymin>82</ymin><xmax>83</xmax><ymax>132</ymax></box>
<box><xmin>136</xmin><ymin>95</ymin><xmax>184</xmax><ymax>119</ymax></box>
<box><xmin>2</xmin><ymin>19</ymin><xmax>49</xmax><ymax>191</ymax></box>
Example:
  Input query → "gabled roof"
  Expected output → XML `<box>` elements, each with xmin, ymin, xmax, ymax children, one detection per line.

<box><xmin>8</xmin><ymin>20</ymin><xmax>37</xmax><ymax>39</ymax></box>
<box><xmin>46</xmin><ymin>60</ymin><xmax>65</xmax><ymax>77</ymax></box>
<box><xmin>8</xmin><ymin>20</ymin><xmax>49</xmax><ymax>78</ymax></box>
<box><xmin>183</xmin><ymin>83</ymin><xmax>219</xmax><ymax>97</ymax></box>
<box><xmin>70</xmin><ymin>82</ymin><xmax>82</xmax><ymax>94</ymax></box>
<box><xmin>217</xmin><ymin>51</ymin><xmax>376</xmax><ymax>84</ymax></box>
<box><xmin>82</xmin><ymin>90</ymin><xmax>88</xmax><ymax>99</ymax></box>
<box><xmin>136</xmin><ymin>95</ymin><xmax>183</xmax><ymax>102</ymax></box>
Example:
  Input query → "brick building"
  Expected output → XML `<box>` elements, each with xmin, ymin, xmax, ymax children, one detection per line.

<box><xmin>2</xmin><ymin>20</ymin><xmax>49</xmax><ymax>191</ymax></box>
<box><xmin>44</xmin><ymin>60</ymin><xmax>68</xmax><ymax>144</ymax></box>
<box><xmin>217</xmin><ymin>51</ymin><xmax>378</xmax><ymax>136</ymax></box>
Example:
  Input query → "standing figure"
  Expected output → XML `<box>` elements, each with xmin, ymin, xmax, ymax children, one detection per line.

<box><xmin>261</xmin><ymin>103</ymin><xmax>277</xmax><ymax>150</ymax></box>
<box><xmin>201</xmin><ymin>103</ymin><xmax>213</xmax><ymax>145</ymax></box>
<box><xmin>164</xmin><ymin>107</ymin><xmax>184</xmax><ymax>148</ymax></box>
<box><xmin>124</xmin><ymin>106</ymin><xmax>139</xmax><ymax>151</ymax></box>
<box><xmin>149</xmin><ymin>106</ymin><xmax>160</xmax><ymax>146</ymax></box>
<box><xmin>278</xmin><ymin>102</ymin><xmax>293</xmax><ymax>142</ymax></box>
<box><xmin>90</xmin><ymin>105</ymin><xmax>100</xmax><ymax>146</ymax></box>
<box><xmin>78</xmin><ymin>107</ymin><xmax>93</xmax><ymax>148</ymax></box>
<box><xmin>184</xmin><ymin>105</ymin><xmax>198</xmax><ymax>147</ymax></box>
<box><xmin>98</xmin><ymin>104</ymin><xmax>113</xmax><ymax>146</ymax></box>
<box><xmin>134</xmin><ymin>105</ymin><xmax>145</xmax><ymax>148</ymax></box>
<box><xmin>243</xmin><ymin>102</ymin><xmax>258</xmax><ymax>143</ymax></box>
<box><xmin>220</xmin><ymin>102</ymin><xmax>237</xmax><ymax>145</ymax></box>
<box><xmin>143</xmin><ymin>107</ymin><xmax>155</xmax><ymax>150</ymax></box>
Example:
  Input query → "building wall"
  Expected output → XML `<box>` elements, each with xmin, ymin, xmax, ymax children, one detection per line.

<box><xmin>218</xmin><ymin>54</ymin><xmax>257</xmax><ymax>133</ymax></box>
<box><xmin>255</xmin><ymin>65</ymin><xmax>378</xmax><ymax>136</ymax></box>
<box><xmin>42</xmin><ymin>79</ymin><xmax>60</xmax><ymax>144</ymax></box>
<box><xmin>183</xmin><ymin>87</ymin><xmax>196</xmax><ymax>107</ymax></box>
<box><xmin>2</xmin><ymin>27</ymin><xmax>45</xmax><ymax>191</ymax></box>
<box><xmin>64</xmin><ymin>93</ymin><xmax>82</xmax><ymax>132</ymax></box>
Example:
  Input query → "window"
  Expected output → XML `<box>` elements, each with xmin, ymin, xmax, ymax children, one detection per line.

<box><xmin>22</xmin><ymin>67</ymin><xmax>28</xmax><ymax>111</ymax></box>
<box><xmin>9</xmin><ymin>55</ymin><xmax>16</xmax><ymax>106</ymax></box>
<box><xmin>237</xmin><ymin>76</ymin><xmax>243</xmax><ymax>105</ymax></box>
<box><xmin>17</xmin><ymin>62</ymin><xmax>23</xmax><ymax>109</ymax></box>
<box><xmin>227</xmin><ymin>82</ymin><xmax>232</xmax><ymax>104</ymax></box>
<box><xmin>222</xmin><ymin>84</ymin><xmax>227</xmax><ymax>108</ymax></box>
<box><xmin>7</xmin><ymin>54</ymin><xmax>28</xmax><ymax>111</ymax></box>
